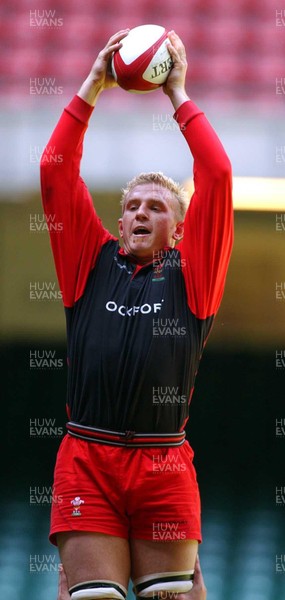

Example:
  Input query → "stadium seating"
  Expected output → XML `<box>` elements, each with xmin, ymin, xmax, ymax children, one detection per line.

<box><xmin>0</xmin><ymin>1</ymin><xmax>283</xmax><ymax>107</ymax></box>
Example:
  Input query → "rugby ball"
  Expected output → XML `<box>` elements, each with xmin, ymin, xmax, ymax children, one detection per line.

<box><xmin>111</xmin><ymin>24</ymin><xmax>173</xmax><ymax>93</ymax></box>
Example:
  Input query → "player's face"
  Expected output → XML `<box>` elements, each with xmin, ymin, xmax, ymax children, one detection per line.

<box><xmin>118</xmin><ymin>183</ymin><xmax>184</xmax><ymax>263</ymax></box>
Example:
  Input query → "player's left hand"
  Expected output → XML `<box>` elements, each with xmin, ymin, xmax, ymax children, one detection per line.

<box><xmin>163</xmin><ymin>31</ymin><xmax>188</xmax><ymax>97</ymax></box>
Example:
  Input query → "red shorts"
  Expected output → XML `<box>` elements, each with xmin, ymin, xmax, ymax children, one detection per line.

<box><xmin>50</xmin><ymin>434</ymin><xmax>201</xmax><ymax>545</ymax></box>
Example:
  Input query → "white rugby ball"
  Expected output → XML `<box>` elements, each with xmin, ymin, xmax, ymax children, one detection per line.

<box><xmin>111</xmin><ymin>24</ymin><xmax>173</xmax><ymax>93</ymax></box>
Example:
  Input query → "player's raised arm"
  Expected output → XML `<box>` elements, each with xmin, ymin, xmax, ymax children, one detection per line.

<box><xmin>164</xmin><ymin>32</ymin><xmax>233</xmax><ymax>320</ymax></box>
<box><xmin>40</xmin><ymin>32</ymin><xmax>128</xmax><ymax>308</ymax></box>
<box><xmin>77</xmin><ymin>29</ymin><xmax>129</xmax><ymax>105</ymax></box>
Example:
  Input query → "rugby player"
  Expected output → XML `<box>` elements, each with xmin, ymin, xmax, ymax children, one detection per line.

<box><xmin>41</xmin><ymin>30</ymin><xmax>233</xmax><ymax>600</ymax></box>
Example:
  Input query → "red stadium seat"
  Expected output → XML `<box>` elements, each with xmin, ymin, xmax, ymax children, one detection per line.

<box><xmin>189</xmin><ymin>0</ymin><xmax>243</xmax><ymax>19</ymax></box>
<box><xmin>191</xmin><ymin>19</ymin><xmax>244</xmax><ymax>54</ymax></box>
<box><xmin>0</xmin><ymin>12</ymin><xmax>51</xmax><ymax>46</ymax></box>
<box><xmin>253</xmin><ymin>23</ymin><xmax>285</xmax><ymax>55</ymax></box>
<box><xmin>0</xmin><ymin>49</ymin><xmax>45</xmax><ymax>77</ymax></box>
<box><xmin>54</xmin><ymin>0</ymin><xmax>98</xmax><ymax>14</ymax></box>
<box><xmin>241</xmin><ymin>0</ymin><xmax>273</xmax><ymax>20</ymax></box>
<box><xmin>139</xmin><ymin>0</ymin><xmax>192</xmax><ymax>21</ymax></box>
<box><xmin>48</xmin><ymin>14</ymin><xmax>98</xmax><ymax>49</ymax></box>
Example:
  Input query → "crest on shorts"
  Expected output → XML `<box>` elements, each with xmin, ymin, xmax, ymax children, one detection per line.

<box><xmin>71</xmin><ymin>496</ymin><xmax>84</xmax><ymax>516</ymax></box>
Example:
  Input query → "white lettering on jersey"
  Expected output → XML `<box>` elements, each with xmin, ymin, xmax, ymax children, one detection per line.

<box><xmin>106</xmin><ymin>301</ymin><xmax>163</xmax><ymax>316</ymax></box>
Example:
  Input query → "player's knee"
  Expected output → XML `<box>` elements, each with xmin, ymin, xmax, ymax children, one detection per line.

<box><xmin>133</xmin><ymin>571</ymin><xmax>194</xmax><ymax>600</ymax></box>
<box><xmin>69</xmin><ymin>581</ymin><xmax>127</xmax><ymax>600</ymax></box>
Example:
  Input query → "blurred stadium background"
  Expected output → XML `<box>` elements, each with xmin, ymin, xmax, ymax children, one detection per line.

<box><xmin>0</xmin><ymin>0</ymin><xmax>285</xmax><ymax>598</ymax></box>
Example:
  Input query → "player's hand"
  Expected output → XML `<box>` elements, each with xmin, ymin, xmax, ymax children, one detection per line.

<box><xmin>189</xmin><ymin>555</ymin><xmax>207</xmax><ymax>600</ymax></box>
<box><xmin>89</xmin><ymin>30</ymin><xmax>130</xmax><ymax>91</ymax></box>
<box><xmin>163</xmin><ymin>30</ymin><xmax>187</xmax><ymax>94</ymax></box>
<box><xmin>163</xmin><ymin>31</ymin><xmax>189</xmax><ymax>110</ymax></box>
<box><xmin>57</xmin><ymin>564</ymin><xmax>70</xmax><ymax>599</ymax></box>
<box><xmin>78</xmin><ymin>30</ymin><xmax>129</xmax><ymax>105</ymax></box>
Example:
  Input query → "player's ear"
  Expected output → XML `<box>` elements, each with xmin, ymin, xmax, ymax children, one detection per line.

<box><xmin>118</xmin><ymin>218</ymin><xmax>124</xmax><ymax>238</ymax></box>
<box><xmin>173</xmin><ymin>221</ymin><xmax>184</xmax><ymax>242</ymax></box>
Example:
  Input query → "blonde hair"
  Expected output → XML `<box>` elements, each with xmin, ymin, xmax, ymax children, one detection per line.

<box><xmin>121</xmin><ymin>172</ymin><xmax>189</xmax><ymax>221</ymax></box>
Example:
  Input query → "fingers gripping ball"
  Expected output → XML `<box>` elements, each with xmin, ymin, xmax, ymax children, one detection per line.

<box><xmin>111</xmin><ymin>24</ymin><xmax>173</xmax><ymax>93</ymax></box>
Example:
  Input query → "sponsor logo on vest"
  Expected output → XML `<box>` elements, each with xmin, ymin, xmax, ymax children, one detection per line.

<box><xmin>106</xmin><ymin>300</ymin><xmax>163</xmax><ymax>316</ymax></box>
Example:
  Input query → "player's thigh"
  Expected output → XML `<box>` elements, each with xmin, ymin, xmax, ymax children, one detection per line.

<box><xmin>130</xmin><ymin>538</ymin><xmax>198</xmax><ymax>580</ymax></box>
<box><xmin>57</xmin><ymin>531</ymin><xmax>131</xmax><ymax>590</ymax></box>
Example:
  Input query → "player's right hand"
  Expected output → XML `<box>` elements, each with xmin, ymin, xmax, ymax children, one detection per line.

<box><xmin>89</xmin><ymin>30</ymin><xmax>129</xmax><ymax>91</ymax></box>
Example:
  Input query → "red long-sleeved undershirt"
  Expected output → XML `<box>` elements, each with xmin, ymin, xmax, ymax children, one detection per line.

<box><xmin>40</xmin><ymin>96</ymin><xmax>233</xmax><ymax>319</ymax></box>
